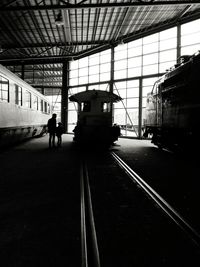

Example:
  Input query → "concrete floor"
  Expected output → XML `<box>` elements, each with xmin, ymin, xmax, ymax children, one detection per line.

<box><xmin>1</xmin><ymin>134</ymin><xmax>200</xmax><ymax>266</ymax></box>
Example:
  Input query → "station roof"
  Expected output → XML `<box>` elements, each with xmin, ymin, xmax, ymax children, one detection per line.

<box><xmin>0</xmin><ymin>0</ymin><xmax>200</xmax><ymax>90</ymax></box>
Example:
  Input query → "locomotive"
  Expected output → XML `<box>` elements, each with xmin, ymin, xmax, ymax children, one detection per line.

<box><xmin>144</xmin><ymin>51</ymin><xmax>200</xmax><ymax>151</ymax></box>
<box><xmin>0</xmin><ymin>64</ymin><xmax>52</xmax><ymax>148</ymax></box>
<box><xmin>69</xmin><ymin>89</ymin><xmax>121</xmax><ymax>146</ymax></box>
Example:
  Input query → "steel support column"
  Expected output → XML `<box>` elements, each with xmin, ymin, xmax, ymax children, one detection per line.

<box><xmin>138</xmin><ymin>78</ymin><xmax>143</xmax><ymax>139</ymax></box>
<box><xmin>177</xmin><ymin>23</ymin><xmax>181</xmax><ymax>61</ymax></box>
<box><xmin>21</xmin><ymin>63</ymin><xmax>24</xmax><ymax>80</ymax></box>
<box><xmin>61</xmin><ymin>61</ymin><xmax>69</xmax><ymax>132</ymax></box>
<box><xmin>110</xmin><ymin>47</ymin><xmax>115</xmax><ymax>123</ymax></box>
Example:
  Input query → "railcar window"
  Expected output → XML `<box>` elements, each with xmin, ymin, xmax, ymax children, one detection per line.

<box><xmin>15</xmin><ymin>84</ymin><xmax>22</xmax><ymax>106</ymax></box>
<box><xmin>44</xmin><ymin>101</ymin><xmax>47</xmax><ymax>113</ymax></box>
<box><xmin>47</xmin><ymin>103</ymin><xmax>50</xmax><ymax>114</ymax></box>
<box><xmin>25</xmin><ymin>90</ymin><xmax>31</xmax><ymax>108</ymax></box>
<box><xmin>0</xmin><ymin>76</ymin><xmax>9</xmax><ymax>102</ymax></box>
<box><xmin>40</xmin><ymin>99</ymin><xmax>44</xmax><ymax>112</ymax></box>
<box><xmin>33</xmin><ymin>95</ymin><xmax>38</xmax><ymax>110</ymax></box>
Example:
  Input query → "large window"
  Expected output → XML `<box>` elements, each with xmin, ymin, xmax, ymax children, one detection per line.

<box><xmin>114</xmin><ymin>80</ymin><xmax>140</xmax><ymax>137</ymax></box>
<box><xmin>69</xmin><ymin>50</ymin><xmax>111</xmax><ymax>86</ymax></box>
<box><xmin>66</xmin><ymin>18</ymin><xmax>200</xmax><ymax>137</ymax></box>
<box><xmin>114</xmin><ymin>28</ymin><xmax>177</xmax><ymax>81</ymax></box>
<box><xmin>180</xmin><ymin>19</ymin><xmax>200</xmax><ymax>55</ymax></box>
<box><xmin>0</xmin><ymin>76</ymin><xmax>9</xmax><ymax>102</ymax></box>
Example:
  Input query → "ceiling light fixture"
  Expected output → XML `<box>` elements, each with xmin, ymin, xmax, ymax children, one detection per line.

<box><xmin>55</xmin><ymin>12</ymin><xmax>64</xmax><ymax>26</ymax></box>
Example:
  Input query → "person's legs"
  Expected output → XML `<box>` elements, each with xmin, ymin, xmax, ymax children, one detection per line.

<box><xmin>49</xmin><ymin>133</ymin><xmax>52</xmax><ymax>148</ymax></box>
<box><xmin>57</xmin><ymin>136</ymin><xmax>61</xmax><ymax>147</ymax></box>
<box><xmin>52</xmin><ymin>133</ymin><xmax>56</xmax><ymax>147</ymax></box>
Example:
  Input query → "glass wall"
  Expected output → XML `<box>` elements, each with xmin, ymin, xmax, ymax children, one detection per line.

<box><xmin>180</xmin><ymin>19</ymin><xmax>200</xmax><ymax>55</ymax></box>
<box><xmin>67</xmin><ymin>18</ymin><xmax>200</xmax><ymax>137</ymax></box>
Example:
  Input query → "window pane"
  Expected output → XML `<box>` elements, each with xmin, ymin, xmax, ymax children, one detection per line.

<box><xmin>68</xmin><ymin>110</ymin><xmax>77</xmax><ymax>124</ymax></box>
<box><xmin>128</xmin><ymin>56</ymin><xmax>142</xmax><ymax>68</ymax></box>
<box><xmin>181</xmin><ymin>45</ymin><xmax>200</xmax><ymax>55</ymax></box>
<box><xmin>100</xmin><ymin>72</ymin><xmax>110</xmax><ymax>81</ymax></box>
<box><xmin>159</xmin><ymin>38</ymin><xmax>177</xmax><ymax>50</ymax></box>
<box><xmin>79</xmin><ymin>76</ymin><xmax>88</xmax><ymax>84</ymax></box>
<box><xmin>115</xmin><ymin>59</ymin><xmax>127</xmax><ymax>70</ymax></box>
<box><xmin>79</xmin><ymin>67</ymin><xmax>88</xmax><ymax>76</ymax></box>
<box><xmin>143</xmin><ymin>33</ymin><xmax>158</xmax><ymax>44</ymax></box>
<box><xmin>89</xmin><ymin>74</ymin><xmax>99</xmax><ymax>83</ymax></box>
<box><xmin>115</xmin><ymin>48</ymin><xmax>127</xmax><ymax>60</ymax></box>
<box><xmin>69</xmin><ymin>78</ymin><xmax>78</xmax><ymax>86</ymax></box>
<box><xmin>128</xmin><ymin>46</ymin><xmax>142</xmax><ymax>57</ymax></box>
<box><xmin>143</xmin><ymin>42</ymin><xmax>159</xmax><ymax>54</ymax></box>
<box><xmin>143</xmin><ymin>64</ymin><xmax>158</xmax><ymax>75</ymax></box>
<box><xmin>100</xmin><ymin>62</ymin><xmax>110</xmax><ymax>72</ymax></box>
<box><xmin>160</xmin><ymin>27</ymin><xmax>177</xmax><ymax>40</ymax></box>
<box><xmin>127</xmin><ymin>87</ymin><xmax>139</xmax><ymax>98</ymax></box>
<box><xmin>181</xmin><ymin>33</ymin><xmax>200</xmax><ymax>46</ymax></box>
<box><xmin>114</xmin><ymin>81</ymin><xmax>126</xmax><ymax>89</ymax></box>
<box><xmin>181</xmin><ymin>19</ymin><xmax>200</xmax><ymax>35</ymax></box>
<box><xmin>100</xmin><ymin>50</ymin><xmax>111</xmax><ymax>63</ymax></box>
<box><xmin>89</xmin><ymin>65</ymin><xmax>99</xmax><ymax>75</ymax></box>
<box><xmin>127</xmin><ymin>80</ymin><xmax>139</xmax><ymax>88</ymax></box>
<box><xmin>70</xmin><ymin>60</ymin><xmax>78</xmax><ymax>70</ymax></box>
<box><xmin>114</xmin><ymin>109</ymin><xmax>126</xmax><ymax>125</ymax></box>
<box><xmin>114</xmin><ymin>69</ymin><xmax>127</xmax><ymax>79</ymax></box>
<box><xmin>70</xmin><ymin>69</ymin><xmax>78</xmax><ymax>78</ymax></box>
<box><xmin>143</xmin><ymin>53</ymin><xmax>158</xmax><ymax>65</ymax></box>
<box><xmin>128</xmin><ymin>67</ymin><xmax>142</xmax><ymax>78</ymax></box>
<box><xmin>79</xmin><ymin>57</ymin><xmax>88</xmax><ymax>68</ymax></box>
<box><xmin>89</xmin><ymin>55</ymin><xmax>100</xmax><ymax>65</ymax></box>
<box><xmin>159</xmin><ymin>49</ymin><xmax>176</xmax><ymax>62</ymax></box>
<box><xmin>128</xmin><ymin>39</ymin><xmax>142</xmax><ymax>48</ymax></box>
<box><xmin>127</xmin><ymin>98</ymin><xmax>139</xmax><ymax>108</ymax></box>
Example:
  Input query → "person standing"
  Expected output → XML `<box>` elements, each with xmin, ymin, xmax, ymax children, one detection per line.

<box><xmin>47</xmin><ymin>113</ymin><xmax>57</xmax><ymax>148</ymax></box>
<box><xmin>56</xmin><ymin>122</ymin><xmax>64</xmax><ymax>147</ymax></box>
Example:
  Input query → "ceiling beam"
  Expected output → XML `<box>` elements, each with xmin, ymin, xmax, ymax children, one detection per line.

<box><xmin>0</xmin><ymin>41</ymin><xmax>104</xmax><ymax>50</ymax></box>
<box><xmin>0</xmin><ymin>1</ymin><xmax>200</xmax><ymax>12</ymax></box>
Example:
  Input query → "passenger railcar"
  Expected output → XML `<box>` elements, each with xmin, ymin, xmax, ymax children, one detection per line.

<box><xmin>69</xmin><ymin>89</ymin><xmax>121</xmax><ymax>146</ymax></box>
<box><xmin>0</xmin><ymin>64</ymin><xmax>52</xmax><ymax>148</ymax></box>
<box><xmin>144</xmin><ymin>51</ymin><xmax>200</xmax><ymax>151</ymax></box>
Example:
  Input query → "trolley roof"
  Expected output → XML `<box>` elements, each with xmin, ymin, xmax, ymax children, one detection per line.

<box><xmin>69</xmin><ymin>90</ymin><xmax>122</xmax><ymax>103</ymax></box>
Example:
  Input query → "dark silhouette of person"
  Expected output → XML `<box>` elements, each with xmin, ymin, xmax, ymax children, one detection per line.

<box><xmin>47</xmin><ymin>113</ymin><xmax>57</xmax><ymax>148</ymax></box>
<box><xmin>56</xmin><ymin>122</ymin><xmax>64</xmax><ymax>147</ymax></box>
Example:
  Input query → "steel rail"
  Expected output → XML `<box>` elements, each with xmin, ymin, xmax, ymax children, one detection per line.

<box><xmin>111</xmin><ymin>151</ymin><xmax>200</xmax><ymax>248</ymax></box>
<box><xmin>80</xmin><ymin>163</ymin><xmax>88</xmax><ymax>267</ymax></box>
<box><xmin>80</xmin><ymin>159</ymin><xmax>101</xmax><ymax>267</ymax></box>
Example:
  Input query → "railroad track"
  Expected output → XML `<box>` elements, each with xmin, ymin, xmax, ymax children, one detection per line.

<box><xmin>79</xmin><ymin>152</ymin><xmax>200</xmax><ymax>266</ymax></box>
<box><xmin>80</xmin><ymin>159</ymin><xmax>101</xmax><ymax>267</ymax></box>
<box><xmin>110</xmin><ymin>151</ymin><xmax>200</xmax><ymax>248</ymax></box>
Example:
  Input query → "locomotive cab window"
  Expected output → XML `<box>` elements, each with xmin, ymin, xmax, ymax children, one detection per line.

<box><xmin>0</xmin><ymin>75</ymin><xmax>9</xmax><ymax>102</ymax></box>
<box><xmin>101</xmin><ymin>102</ymin><xmax>111</xmax><ymax>112</ymax></box>
<box><xmin>82</xmin><ymin>101</ymin><xmax>91</xmax><ymax>112</ymax></box>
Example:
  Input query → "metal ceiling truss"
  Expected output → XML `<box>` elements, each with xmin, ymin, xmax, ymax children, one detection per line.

<box><xmin>1</xmin><ymin>1</ymin><xmax>200</xmax><ymax>11</ymax></box>
<box><xmin>1</xmin><ymin>0</ymin><xmax>200</xmax><ymax>91</ymax></box>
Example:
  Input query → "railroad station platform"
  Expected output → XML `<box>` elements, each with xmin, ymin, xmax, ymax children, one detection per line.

<box><xmin>1</xmin><ymin>134</ymin><xmax>200</xmax><ymax>266</ymax></box>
